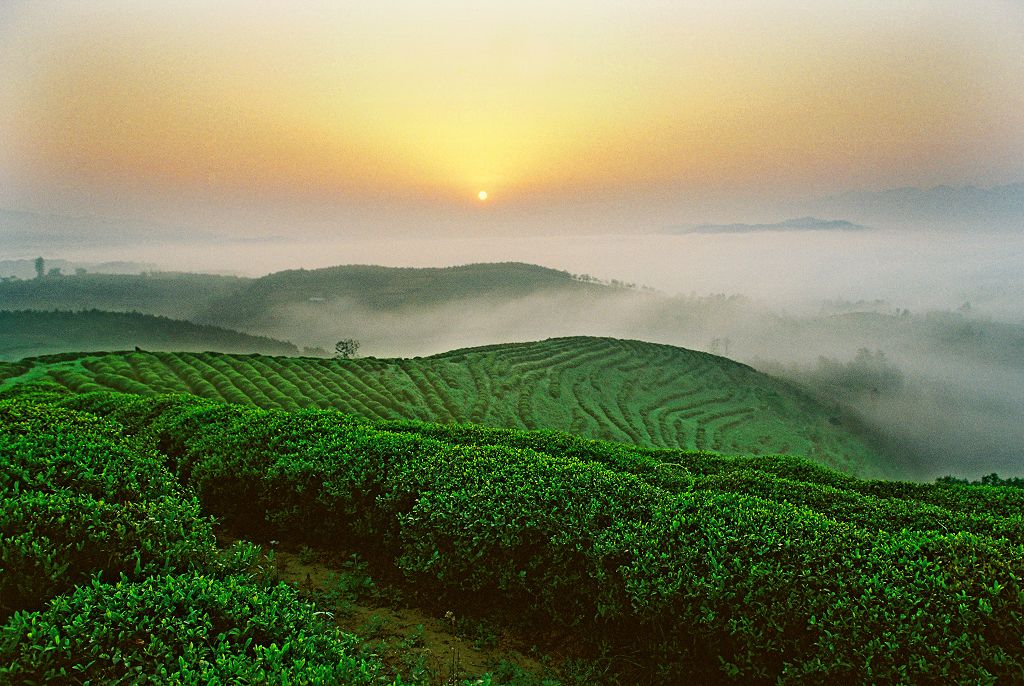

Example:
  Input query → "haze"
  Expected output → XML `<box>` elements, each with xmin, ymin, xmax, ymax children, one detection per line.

<box><xmin>1</xmin><ymin>2</ymin><xmax>1022</xmax><ymax>480</ymax></box>
<box><xmin>2</xmin><ymin>1</ymin><xmax>1023</xmax><ymax>233</ymax></box>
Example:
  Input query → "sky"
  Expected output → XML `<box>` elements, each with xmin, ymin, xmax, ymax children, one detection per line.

<box><xmin>1</xmin><ymin>0</ymin><xmax>1023</xmax><ymax>236</ymax></box>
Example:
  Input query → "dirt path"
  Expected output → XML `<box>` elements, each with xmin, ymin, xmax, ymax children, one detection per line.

<box><xmin>234</xmin><ymin>536</ymin><xmax>556</xmax><ymax>685</ymax></box>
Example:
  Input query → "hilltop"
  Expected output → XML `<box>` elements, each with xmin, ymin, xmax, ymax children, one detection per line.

<box><xmin>0</xmin><ymin>336</ymin><xmax>888</xmax><ymax>476</ymax></box>
<box><xmin>0</xmin><ymin>262</ymin><xmax>623</xmax><ymax>352</ymax></box>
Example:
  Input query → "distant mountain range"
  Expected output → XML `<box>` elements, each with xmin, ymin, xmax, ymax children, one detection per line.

<box><xmin>814</xmin><ymin>183</ymin><xmax>1024</xmax><ymax>225</ymax></box>
<box><xmin>668</xmin><ymin>216</ymin><xmax>867</xmax><ymax>235</ymax></box>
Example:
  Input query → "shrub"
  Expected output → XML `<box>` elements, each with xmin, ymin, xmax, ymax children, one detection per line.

<box><xmin>0</xmin><ymin>399</ymin><xmax>217</xmax><ymax>618</ymax></box>
<box><xmin>14</xmin><ymin>390</ymin><xmax>1024</xmax><ymax>683</ymax></box>
<box><xmin>0</xmin><ymin>574</ymin><xmax>397</xmax><ymax>684</ymax></box>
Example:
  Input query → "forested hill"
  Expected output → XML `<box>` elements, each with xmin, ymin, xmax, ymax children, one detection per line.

<box><xmin>0</xmin><ymin>262</ymin><xmax>609</xmax><ymax>322</ymax></box>
<box><xmin>0</xmin><ymin>310</ymin><xmax>299</xmax><ymax>360</ymax></box>
<box><xmin>0</xmin><ymin>336</ymin><xmax>889</xmax><ymax>476</ymax></box>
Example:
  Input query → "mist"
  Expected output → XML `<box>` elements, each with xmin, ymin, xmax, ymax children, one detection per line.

<box><xmin>4</xmin><ymin>209</ymin><xmax>1023</xmax><ymax>481</ymax></box>
<box><xmin>12</xmin><ymin>219</ymin><xmax>1021</xmax><ymax>316</ymax></box>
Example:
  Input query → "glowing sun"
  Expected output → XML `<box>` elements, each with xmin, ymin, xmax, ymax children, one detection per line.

<box><xmin>477</xmin><ymin>190</ymin><xmax>488</xmax><ymax>201</ymax></box>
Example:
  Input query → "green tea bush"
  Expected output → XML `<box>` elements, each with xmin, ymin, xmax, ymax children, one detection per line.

<box><xmin>0</xmin><ymin>400</ymin><xmax>180</xmax><ymax>504</ymax></box>
<box><xmin>0</xmin><ymin>400</ymin><xmax>218</xmax><ymax>618</ymax></box>
<box><xmin>68</xmin><ymin>393</ymin><xmax>1021</xmax><ymax>683</ymax></box>
<box><xmin>0</xmin><ymin>574</ymin><xmax>397</xmax><ymax>684</ymax></box>
<box><xmin>0</xmin><ymin>491</ymin><xmax>215</xmax><ymax>618</ymax></box>
<box><xmin>2</xmin><ymin>338</ymin><xmax>892</xmax><ymax>474</ymax></box>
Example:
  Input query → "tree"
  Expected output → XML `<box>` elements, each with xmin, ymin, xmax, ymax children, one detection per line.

<box><xmin>334</xmin><ymin>339</ymin><xmax>360</xmax><ymax>359</ymax></box>
<box><xmin>34</xmin><ymin>257</ymin><xmax>44</xmax><ymax>279</ymax></box>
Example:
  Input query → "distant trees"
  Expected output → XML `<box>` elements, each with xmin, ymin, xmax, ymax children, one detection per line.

<box><xmin>334</xmin><ymin>339</ymin><xmax>360</xmax><ymax>359</ymax></box>
<box><xmin>708</xmin><ymin>337</ymin><xmax>732</xmax><ymax>357</ymax></box>
<box><xmin>936</xmin><ymin>473</ymin><xmax>1024</xmax><ymax>489</ymax></box>
<box><xmin>34</xmin><ymin>257</ymin><xmax>44</xmax><ymax>279</ymax></box>
<box><xmin>811</xmin><ymin>349</ymin><xmax>903</xmax><ymax>396</ymax></box>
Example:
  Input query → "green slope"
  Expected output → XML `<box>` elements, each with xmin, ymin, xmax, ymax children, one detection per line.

<box><xmin>0</xmin><ymin>263</ymin><xmax>620</xmax><ymax>352</ymax></box>
<box><xmin>0</xmin><ymin>310</ymin><xmax>299</xmax><ymax>360</ymax></box>
<box><xmin>0</xmin><ymin>336</ymin><xmax>888</xmax><ymax>475</ymax></box>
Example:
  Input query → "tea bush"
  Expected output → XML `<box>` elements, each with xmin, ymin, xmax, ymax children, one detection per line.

<box><xmin>59</xmin><ymin>391</ymin><xmax>1022</xmax><ymax>684</ymax></box>
<box><xmin>0</xmin><ymin>400</ymin><xmax>218</xmax><ymax>619</ymax></box>
<box><xmin>0</xmin><ymin>573</ymin><xmax>398</xmax><ymax>684</ymax></box>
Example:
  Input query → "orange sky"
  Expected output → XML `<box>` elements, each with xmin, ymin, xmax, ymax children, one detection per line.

<box><xmin>1</xmin><ymin>1</ymin><xmax>1022</xmax><ymax>232</ymax></box>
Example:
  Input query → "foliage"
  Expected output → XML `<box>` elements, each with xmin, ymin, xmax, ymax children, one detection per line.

<box><xmin>937</xmin><ymin>472</ymin><xmax>1024</xmax><ymax>489</ymax></box>
<box><xmin>0</xmin><ymin>400</ymin><xmax>218</xmax><ymax>620</ymax></box>
<box><xmin>0</xmin><ymin>574</ymin><xmax>399</xmax><ymax>684</ymax></box>
<box><xmin>4</xmin><ymin>345</ymin><xmax>1023</xmax><ymax>684</ymax></box>
<box><xmin>43</xmin><ymin>389</ymin><xmax>1024</xmax><ymax>684</ymax></box>
<box><xmin>809</xmin><ymin>348</ymin><xmax>904</xmax><ymax>395</ymax></box>
<box><xmin>335</xmin><ymin>338</ymin><xmax>360</xmax><ymax>359</ymax></box>
<box><xmin>0</xmin><ymin>337</ymin><xmax>890</xmax><ymax>475</ymax></box>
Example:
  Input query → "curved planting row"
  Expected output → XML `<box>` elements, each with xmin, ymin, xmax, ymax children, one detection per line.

<box><xmin>0</xmin><ymin>400</ymin><xmax>217</xmax><ymax>619</ymax></box>
<box><xmin>0</xmin><ymin>397</ymin><xmax>409</xmax><ymax>683</ymax></box>
<box><xmin>55</xmin><ymin>390</ymin><xmax>1024</xmax><ymax>685</ymax></box>
<box><xmin>0</xmin><ymin>337</ymin><xmax>888</xmax><ymax>475</ymax></box>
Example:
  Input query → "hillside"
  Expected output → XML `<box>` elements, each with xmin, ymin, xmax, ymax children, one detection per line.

<box><xmin>0</xmin><ymin>270</ymin><xmax>246</xmax><ymax>319</ymax></box>
<box><xmin>0</xmin><ymin>336</ymin><xmax>888</xmax><ymax>476</ymax></box>
<box><xmin>0</xmin><ymin>310</ymin><xmax>300</xmax><ymax>360</ymax></box>
<box><xmin>2</xmin><ymin>388</ymin><xmax>1022</xmax><ymax>683</ymax></box>
<box><xmin>0</xmin><ymin>263</ymin><xmax>626</xmax><ymax>354</ymax></box>
<box><xmin>204</xmin><ymin>262</ymin><xmax>604</xmax><ymax>317</ymax></box>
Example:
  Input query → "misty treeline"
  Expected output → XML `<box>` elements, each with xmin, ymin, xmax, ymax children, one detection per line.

<box><xmin>0</xmin><ymin>262</ymin><xmax>1020</xmax><ymax>479</ymax></box>
<box><xmin>775</xmin><ymin>348</ymin><xmax>904</xmax><ymax>397</ymax></box>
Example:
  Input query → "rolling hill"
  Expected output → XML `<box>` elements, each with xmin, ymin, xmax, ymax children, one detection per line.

<box><xmin>0</xmin><ymin>262</ymin><xmax>609</xmax><ymax>321</ymax></box>
<box><xmin>0</xmin><ymin>310</ymin><xmax>300</xmax><ymax>360</ymax></box>
<box><xmin>0</xmin><ymin>336</ymin><xmax>889</xmax><ymax>476</ymax></box>
<box><xmin>0</xmin><ymin>262</ymin><xmax>628</xmax><ymax>354</ymax></box>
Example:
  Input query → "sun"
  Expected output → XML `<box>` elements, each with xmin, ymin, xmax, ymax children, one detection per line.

<box><xmin>477</xmin><ymin>190</ymin><xmax>488</xmax><ymax>201</ymax></box>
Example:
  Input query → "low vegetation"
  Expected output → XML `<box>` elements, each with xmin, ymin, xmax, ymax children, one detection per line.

<box><xmin>0</xmin><ymin>337</ymin><xmax>888</xmax><ymax>475</ymax></box>
<box><xmin>3</xmin><ymin>383</ymin><xmax>1022</xmax><ymax>683</ymax></box>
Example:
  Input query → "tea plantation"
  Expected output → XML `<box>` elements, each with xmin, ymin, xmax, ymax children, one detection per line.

<box><xmin>2</xmin><ymin>381</ymin><xmax>1022</xmax><ymax>683</ymax></box>
<box><xmin>0</xmin><ymin>337</ymin><xmax>888</xmax><ymax>476</ymax></box>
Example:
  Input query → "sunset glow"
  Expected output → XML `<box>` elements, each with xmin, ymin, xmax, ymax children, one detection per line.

<box><xmin>0</xmin><ymin>1</ymin><xmax>1022</xmax><ymax>231</ymax></box>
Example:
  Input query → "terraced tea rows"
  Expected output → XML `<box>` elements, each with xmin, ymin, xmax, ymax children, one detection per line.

<box><xmin>5</xmin><ymin>390</ymin><xmax>1020</xmax><ymax>683</ymax></box>
<box><xmin>0</xmin><ymin>337</ymin><xmax>887</xmax><ymax>475</ymax></box>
